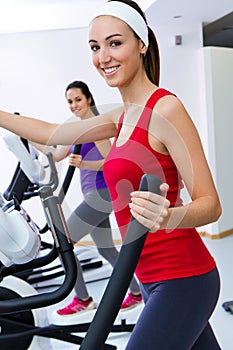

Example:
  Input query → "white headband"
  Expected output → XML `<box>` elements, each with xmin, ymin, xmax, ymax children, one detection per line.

<box><xmin>91</xmin><ymin>1</ymin><xmax>149</xmax><ymax>48</ymax></box>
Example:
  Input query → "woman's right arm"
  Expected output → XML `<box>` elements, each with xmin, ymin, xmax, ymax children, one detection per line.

<box><xmin>0</xmin><ymin>107</ymin><xmax>121</xmax><ymax>146</ymax></box>
<box><xmin>30</xmin><ymin>142</ymin><xmax>70</xmax><ymax>162</ymax></box>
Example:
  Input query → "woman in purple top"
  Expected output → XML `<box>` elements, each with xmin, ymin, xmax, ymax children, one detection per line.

<box><xmin>33</xmin><ymin>81</ymin><xmax>142</xmax><ymax>315</ymax></box>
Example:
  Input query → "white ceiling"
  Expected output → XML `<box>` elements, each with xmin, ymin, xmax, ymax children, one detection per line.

<box><xmin>0</xmin><ymin>0</ymin><xmax>232</xmax><ymax>35</ymax></box>
<box><xmin>0</xmin><ymin>0</ymin><xmax>154</xmax><ymax>33</ymax></box>
<box><xmin>148</xmin><ymin>0</ymin><xmax>232</xmax><ymax>24</ymax></box>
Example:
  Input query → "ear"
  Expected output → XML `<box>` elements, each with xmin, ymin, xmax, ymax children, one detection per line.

<box><xmin>87</xmin><ymin>96</ymin><xmax>92</xmax><ymax>105</ymax></box>
<box><xmin>139</xmin><ymin>40</ymin><xmax>147</xmax><ymax>55</ymax></box>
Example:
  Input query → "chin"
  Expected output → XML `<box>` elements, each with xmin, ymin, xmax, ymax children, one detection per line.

<box><xmin>105</xmin><ymin>79</ymin><xmax>119</xmax><ymax>88</ymax></box>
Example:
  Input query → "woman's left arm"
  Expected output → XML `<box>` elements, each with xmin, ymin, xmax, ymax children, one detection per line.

<box><xmin>130</xmin><ymin>96</ymin><xmax>222</xmax><ymax>231</ymax></box>
<box><xmin>69</xmin><ymin>139</ymin><xmax>112</xmax><ymax>171</ymax></box>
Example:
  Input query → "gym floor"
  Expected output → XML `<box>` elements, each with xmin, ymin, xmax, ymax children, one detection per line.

<box><xmin>30</xmin><ymin>235</ymin><xmax>233</xmax><ymax>350</ymax></box>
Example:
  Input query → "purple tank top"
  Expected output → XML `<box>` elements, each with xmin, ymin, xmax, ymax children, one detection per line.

<box><xmin>71</xmin><ymin>143</ymin><xmax>107</xmax><ymax>193</ymax></box>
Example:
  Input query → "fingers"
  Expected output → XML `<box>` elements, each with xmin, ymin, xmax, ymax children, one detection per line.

<box><xmin>129</xmin><ymin>183</ymin><xmax>170</xmax><ymax>232</ymax></box>
<box><xmin>160</xmin><ymin>183</ymin><xmax>169</xmax><ymax>197</ymax></box>
<box><xmin>68</xmin><ymin>154</ymin><xmax>82</xmax><ymax>167</ymax></box>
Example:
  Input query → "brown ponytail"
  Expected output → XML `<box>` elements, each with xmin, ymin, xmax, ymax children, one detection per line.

<box><xmin>144</xmin><ymin>27</ymin><xmax>160</xmax><ymax>86</ymax></box>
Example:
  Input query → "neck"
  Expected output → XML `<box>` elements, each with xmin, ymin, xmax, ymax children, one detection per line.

<box><xmin>119</xmin><ymin>76</ymin><xmax>157</xmax><ymax>108</ymax></box>
<box><xmin>79</xmin><ymin>108</ymin><xmax>94</xmax><ymax>120</ymax></box>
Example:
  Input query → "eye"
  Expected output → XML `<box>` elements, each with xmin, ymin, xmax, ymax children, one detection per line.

<box><xmin>110</xmin><ymin>40</ymin><xmax>122</xmax><ymax>47</ymax></box>
<box><xmin>90</xmin><ymin>44</ymin><xmax>100</xmax><ymax>52</ymax></box>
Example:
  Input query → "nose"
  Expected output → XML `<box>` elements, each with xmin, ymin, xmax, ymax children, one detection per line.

<box><xmin>69</xmin><ymin>102</ymin><xmax>78</xmax><ymax>112</ymax></box>
<box><xmin>71</xmin><ymin>101</ymin><xmax>78</xmax><ymax>108</ymax></box>
<box><xmin>98</xmin><ymin>47</ymin><xmax>111</xmax><ymax>65</ymax></box>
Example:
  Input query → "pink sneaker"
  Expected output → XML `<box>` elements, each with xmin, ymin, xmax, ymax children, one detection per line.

<box><xmin>120</xmin><ymin>292</ymin><xmax>143</xmax><ymax>311</ymax></box>
<box><xmin>57</xmin><ymin>296</ymin><xmax>96</xmax><ymax>316</ymax></box>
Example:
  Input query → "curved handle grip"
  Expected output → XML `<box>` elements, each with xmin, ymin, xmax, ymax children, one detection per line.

<box><xmin>45</xmin><ymin>152</ymin><xmax>59</xmax><ymax>191</ymax></box>
<box><xmin>58</xmin><ymin>144</ymin><xmax>82</xmax><ymax>203</ymax></box>
<box><xmin>80</xmin><ymin>174</ymin><xmax>162</xmax><ymax>350</ymax></box>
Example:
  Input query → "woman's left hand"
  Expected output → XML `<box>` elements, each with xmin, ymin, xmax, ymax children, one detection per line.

<box><xmin>68</xmin><ymin>153</ymin><xmax>82</xmax><ymax>168</ymax></box>
<box><xmin>129</xmin><ymin>183</ymin><xmax>170</xmax><ymax>232</ymax></box>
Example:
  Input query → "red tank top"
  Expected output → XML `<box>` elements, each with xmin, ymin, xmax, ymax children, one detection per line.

<box><xmin>104</xmin><ymin>88</ymin><xmax>216</xmax><ymax>283</ymax></box>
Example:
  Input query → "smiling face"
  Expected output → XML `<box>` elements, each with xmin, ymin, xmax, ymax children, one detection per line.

<box><xmin>89</xmin><ymin>15</ymin><xmax>147</xmax><ymax>92</ymax></box>
<box><xmin>66</xmin><ymin>87</ymin><xmax>92</xmax><ymax>119</ymax></box>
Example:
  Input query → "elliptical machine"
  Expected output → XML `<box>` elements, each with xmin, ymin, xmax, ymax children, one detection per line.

<box><xmin>0</xmin><ymin>134</ymin><xmax>59</xmax><ymax>350</ymax></box>
<box><xmin>0</xmin><ymin>170</ymin><xmax>161</xmax><ymax>349</ymax></box>
<box><xmin>0</xmin><ymin>185</ymin><xmax>78</xmax><ymax>350</ymax></box>
<box><xmin>222</xmin><ymin>300</ymin><xmax>233</xmax><ymax>314</ymax></box>
<box><xmin>1</xmin><ymin>131</ymin><xmax>109</xmax><ymax>290</ymax></box>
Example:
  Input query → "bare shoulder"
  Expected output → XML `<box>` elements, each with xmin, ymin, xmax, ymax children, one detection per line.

<box><xmin>154</xmin><ymin>94</ymin><xmax>187</xmax><ymax>121</ymax></box>
<box><xmin>151</xmin><ymin>93</ymin><xmax>197</xmax><ymax>134</ymax></box>
<box><xmin>149</xmin><ymin>93</ymin><xmax>199</xmax><ymax>146</ymax></box>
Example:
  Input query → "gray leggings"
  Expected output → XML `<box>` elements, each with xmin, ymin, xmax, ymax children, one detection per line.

<box><xmin>66</xmin><ymin>188</ymin><xmax>140</xmax><ymax>300</ymax></box>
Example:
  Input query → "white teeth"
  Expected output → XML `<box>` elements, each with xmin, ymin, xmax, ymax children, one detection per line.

<box><xmin>104</xmin><ymin>67</ymin><xmax>117</xmax><ymax>74</ymax></box>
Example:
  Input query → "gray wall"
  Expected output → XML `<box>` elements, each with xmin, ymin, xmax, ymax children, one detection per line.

<box><xmin>201</xmin><ymin>47</ymin><xmax>233</xmax><ymax>235</ymax></box>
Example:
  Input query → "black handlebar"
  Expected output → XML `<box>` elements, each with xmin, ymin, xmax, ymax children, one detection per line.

<box><xmin>80</xmin><ymin>174</ymin><xmax>162</xmax><ymax>350</ymax></box>
<box><xmin>58</xmin><ymin>144</ymin><xmax>81</xmax><ymax>203</ymax></box>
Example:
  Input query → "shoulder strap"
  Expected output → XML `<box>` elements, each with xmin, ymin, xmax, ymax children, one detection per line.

<box><xmin>136</xmin><ymin>88</ymin><xmax>175</xmax><ymax>130</ymax></box>
<box><xmin>115</xmin><ymin>112</ymin><xmax>124</xmax><ymax>138</ymax></box>
<box><xmin>145</xmin><ymin>88</ymin><xmax>175</xmax><ymax>110</ymax></box>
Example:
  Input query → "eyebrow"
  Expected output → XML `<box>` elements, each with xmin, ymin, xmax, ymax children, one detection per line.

<box><xmin>89</xmin><ymin>33</ymin><xmax>123</xmax><ymax>44</ymax></box>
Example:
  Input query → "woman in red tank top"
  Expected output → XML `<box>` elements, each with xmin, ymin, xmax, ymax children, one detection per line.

<box><xmin>0</xmin><ymin>1</ymin><xmax>222</xmax><ymax>349</ymax></box>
